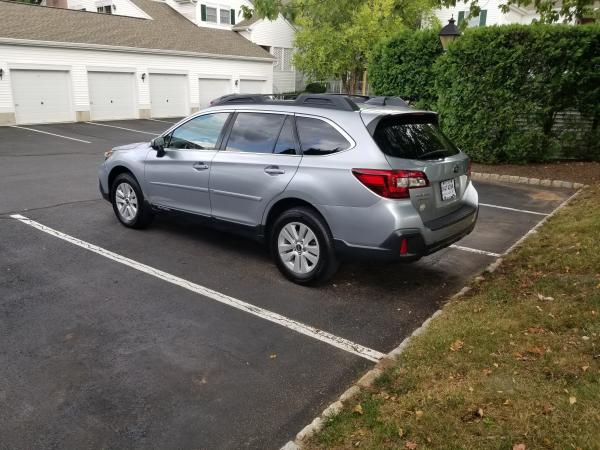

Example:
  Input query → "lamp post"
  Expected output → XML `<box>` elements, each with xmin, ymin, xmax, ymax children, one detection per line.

<box><xmin>439</xmin><ymin>17</ymin><xmax>461</xmax><ymax>50</ymax></box>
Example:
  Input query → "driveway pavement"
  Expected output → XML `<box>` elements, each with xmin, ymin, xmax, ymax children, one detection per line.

<box><xmin>0</xmin><ymin>120</ymin><xmax>575</xmax><ymax>449</ymax></box>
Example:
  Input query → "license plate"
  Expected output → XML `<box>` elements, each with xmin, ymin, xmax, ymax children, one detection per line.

<box><xmin>440</xmin><ymin>179</ymin><xmax>457</xmax><ymax>201</ymax></box>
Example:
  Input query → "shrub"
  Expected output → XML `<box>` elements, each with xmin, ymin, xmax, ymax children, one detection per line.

<box><xmin>369</xmin><ymin>29</ymin><xmax>443</xmax><ymax>109</ymax></box>
<box><xmin>304</xmin><ymin>82</ymin><xmax>327</xmax><ymax>93</ymax></box>
<box><xmin>434</xmin><ymin>24</ymin><xmax>600</xmax><ymax>163</ymax></box>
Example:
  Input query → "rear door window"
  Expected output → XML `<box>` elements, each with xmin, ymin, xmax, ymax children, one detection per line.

<box><xmin>273</xmin><ymin>116</ymin><xmax>297</xmax><ymax>155</ymax></box>
<box><xmin>225</xmin><ymin>112</ymin><xmax>286</xmax><ymax>153</ymax></box>
<box><xmin>372</xmin><ymin>115</ymin><xmax>460</xmax><ymax>160</ymax></box>
<box><xmin>296</xmin><ymin>116</ymin><xmax>351</xmax><ymax>155</ymax></box>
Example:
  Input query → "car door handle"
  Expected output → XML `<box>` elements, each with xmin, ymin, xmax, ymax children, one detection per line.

<box><xmin>264</xmin><ymin>166</ymin><xmax>285</xmax><ymax>175</ymax></box>
<box><xmin>193</xmin><ymin>162</ymin><xmax>209</xmax><ymax>171</ymax></box>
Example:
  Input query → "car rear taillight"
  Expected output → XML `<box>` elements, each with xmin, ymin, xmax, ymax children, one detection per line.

<box><xmin>352</xmin><ymin>169</ymin><xmax>429</xmax><ymax>199</ymax></box>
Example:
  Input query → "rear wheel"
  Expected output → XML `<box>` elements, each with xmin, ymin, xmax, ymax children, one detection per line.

<box><xmin>271</xmin><ymin>207</ymin><xmax>339</xmax><ymax>285</ymax></box>
<box><xmin>111</xmin><ymin>173</ymin><xmax>153</xmax><ymax>229</ymax></box>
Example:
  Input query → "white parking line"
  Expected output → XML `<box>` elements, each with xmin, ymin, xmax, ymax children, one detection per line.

<box><xmin>480</xmin><ymin>203</ymin><xmax>549</xmax><ymax>216</ymax></box>
<box><xmin>10</xmin><ymin>126</ymin><xmax>91</xmax><ymax>144</ymax></box>
<box><xmin>147</xmin><ymin>118</ymin><xmax>177</xmax><ymax>124</ymax></box>
<box><xmin>450</xmin><ymin>244</ymin><xmax>501</xmax><ymax>258</ymax></box>
<box><xmin>10</xmin><ymin>214</ymin><xmax>385</xmax><ymax>363</ymax></box>
<box><xmin>85</xmin><ymin>122</ymin><xmax>158</xmax><ymax>135</ymax></box>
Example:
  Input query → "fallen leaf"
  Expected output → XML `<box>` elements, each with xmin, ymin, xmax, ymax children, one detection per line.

<box><xmin>569</xmin><ymin>396</ymin><xmax>577</xmax><ymax>405</ymax></box>
<box><xmin>513</xmin><ymin>444</ymin><xmax>526</xmax><ymax>450</ymax></box>
<box><xmin>482</xmin><ymin>368</ymin><xmax>493</xmax><ymax>376</ymax></box>
<box><xmin>527</xmin><ymin>327</ymin><xmax>546</xmax><ymax>334</ymax></box>
<box><xmin>526</xmin><ymin>346</ymin><xmax>546</xmax><ymax>356</ymax></box>
<box><xmin>398</xmin><ymin>428</ymin><xmax>404</xmax><ymax>438</ymax></box>
<box><xmin>269</xmin><ymin>353</ymin><xmax>277</xmax><ymax>359</ymax></box>
<box><xmin>582</xmin><ymin>365</ymin><xmax>590</xmax><ymax>372</ymax></box>
<box><xmin>503</xmin><ymin>399</ymin><xmax>511</xmax><ymax>406</ymax></box>
<box><xmin>405</xmin><ymin>441</ymin><xmax>418</xmax><ymax>450</ymax></box>
<box><xmin>353</xmin><ymin>404</ymin><xmax>363</xmax><ymax>415</ymax></box>
<box><xmin>415</xmin><ymin>410</ymin><xmax>423</xmax><ymax>418</ymax></box>
<box><xmin>477</xmin><ymin>408</ymin><xmax>484</xmax><ymax>417</ymax></box>
<box><xmin>450</xmin><ymin>340</ymin><xmax>464</xmax><ymax>352</ymax></box>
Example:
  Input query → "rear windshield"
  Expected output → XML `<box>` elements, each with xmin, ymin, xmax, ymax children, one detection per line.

<box><xmin>372</xmin><ymin>115</ymin><xmax>460</xmax><ymax>160</ymax></box>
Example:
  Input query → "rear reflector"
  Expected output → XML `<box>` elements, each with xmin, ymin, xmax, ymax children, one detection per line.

<box><xmin>352</xmin><ymin>169</ymin><xmax>429</xmax><ymax>199</ymax></box>
<box><xmin>400</xmin><ymin>238</ymin><xmax>408</xmax><ymax>255</ymax></box>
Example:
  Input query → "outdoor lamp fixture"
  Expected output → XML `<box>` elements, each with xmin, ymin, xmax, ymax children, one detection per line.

<box><xmin>141</xmin><ymin>73</ymin><xmax>146</xmax><ymax>82</ymax></box>
<box><xmin>439</xmin><ymin>16</ymin><xmax>461</xmax><ymax>50</ymax></box>
<box><xmin>0</xmin><ymin>69</ymin><xmax>3</xmax><ymax>80</ymax></box>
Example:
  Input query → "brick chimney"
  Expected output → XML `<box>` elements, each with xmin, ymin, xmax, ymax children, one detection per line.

<box><xmin>45</xmin><ymin>0</ymin><xmax>69</xmax><ymax>8</ymax></box>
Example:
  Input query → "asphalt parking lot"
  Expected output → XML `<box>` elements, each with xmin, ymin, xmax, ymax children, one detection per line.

<box><xmin>0</xmin><ymin>119</ymin><xmax>576</xmax><ymax>449</ymax></box>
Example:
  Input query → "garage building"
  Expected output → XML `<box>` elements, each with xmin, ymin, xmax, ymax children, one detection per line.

<box><xmin>0</xmin><ymin>0</ymin><xmax>273</xmax><ymax>125</ymax></box>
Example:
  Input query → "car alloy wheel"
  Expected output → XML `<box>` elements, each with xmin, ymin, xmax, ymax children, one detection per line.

<box><xmin>277</xmin><ymin>221</ymin><xmax>321</xmax><ymax>275</ymax></box>
<box><xmin>114</xmin><ymin>182</ymin><xmax>139</xmax><ymax>222</ymax></box>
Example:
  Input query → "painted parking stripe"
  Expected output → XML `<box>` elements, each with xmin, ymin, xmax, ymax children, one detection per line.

<box><xmin>85</xmin><ymin>122</ymin><xmax>158</xmax><ymax>135</ymax></box>
<box><xmin>479</xmin><ymin>203</ymin><xmax>549</xmax><ymax>216</ymax></box>
<box><xmin>10</xmin><ymin>126</ymin><xmax>91</xmax><ymax>144</ymax></box>
<box><xmin>147</xmin><ymin>118</ymin><xmax>177</xmax><ymax>124</ymax></box>
<box><xmin>10</xmin><ymin>214</ymin><xmax>385</xmax><ymax>363</ymax></box>
<box><xmin>450</xmin><ymin>244</ymin><xmax>501</xmax><ymax>258</ymax></box>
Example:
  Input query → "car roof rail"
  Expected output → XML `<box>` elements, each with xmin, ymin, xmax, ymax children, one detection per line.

<box><xmin>211</xmin><ymin>93</ymin><xmax>361</xmax><ymax>111</ymax></box>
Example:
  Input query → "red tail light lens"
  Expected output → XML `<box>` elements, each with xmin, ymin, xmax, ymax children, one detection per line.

<box><xmin>352</xmin><ymin>169</ymin><xmax>429</xmax><ymax>199</ymax></box>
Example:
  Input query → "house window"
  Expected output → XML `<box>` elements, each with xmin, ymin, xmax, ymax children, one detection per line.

<box><xmin>457</xmin><ymin>9</ymin><xmax>487</xmax><ymax>27</ymax></box>
<box><xmin>220</xmin><ymin>8</ymin><xmax>231</xmax><ymax>24</ymax></box>
<box><xmin>272</xmin><ymin>47</ymin><xmax>293</xmax><ymax>72</ymax></box>
<box><xmin>206</xmin><ymin>6</ymin><xmax>217</xmax><ymax>22</ymax></box>
<box><xmin>97</xmin><ymin>4</ymin><xmax>112</xmax><ymax>13</ymax></box>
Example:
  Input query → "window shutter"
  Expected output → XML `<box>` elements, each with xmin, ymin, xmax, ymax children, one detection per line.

<box><xmin>200</xmin><ymin>4</ymin><xmax>206</xmax><ymax>21</ymax></box>
<box><xmin>479</xmin><ymin>9</ymin><xmax>487</xmax><ymax>26</ymax></box>
<box><xmin>230</xmin><ymin>8</ymin><xmax>235</xmax><ymax>25</ymax></box>
<box><xmin>457</xmin><ymin>11</ymin><xmax>464</xmax><ymax>25</ymax></box>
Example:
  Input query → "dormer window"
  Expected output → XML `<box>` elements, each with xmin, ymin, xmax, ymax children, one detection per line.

<box><xmin>95</xmin><ymin>0</ymin><xmax>113</xmax><ymax>14</ymax></box>
<box><xmin>200</xmin><ymin>4</ymin><xmax>235</xmax><ymax>25</ymax></box>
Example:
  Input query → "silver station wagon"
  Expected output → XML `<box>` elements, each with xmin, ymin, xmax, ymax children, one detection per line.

<box><xmin>99</xmin><ymin>94</ymin><xmax>478</xmax><ymax>284</ymax></box>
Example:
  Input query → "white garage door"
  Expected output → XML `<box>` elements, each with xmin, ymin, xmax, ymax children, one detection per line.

<box><xmin>198</xmin><ymin>78</ymin><xmax>232</xmax><ymax>108</ymax></box>
<box><xmin>150</xmin><ymin>74</ymin><xmax>188</xmax><ymax>118</ymax></box>
<box><xmin>11</xmin><ymin>70</ymin><xmax>73</xmax><ymax>125</ymax></box>
<box><xmin>88</xmin><ymin>72</ymin><xmax>136</xmax><ymax>121</ymax></box>
<box><xmin>240</xmin><ymin>79</ymin><xmax>267</xmax><ymax>94</ymax></box>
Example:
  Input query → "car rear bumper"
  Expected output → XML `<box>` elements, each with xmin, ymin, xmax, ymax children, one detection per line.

<box><xmin>334</xmin><ymin>206</ymin><xmax>478</xmax><ymax>262</ymax></box>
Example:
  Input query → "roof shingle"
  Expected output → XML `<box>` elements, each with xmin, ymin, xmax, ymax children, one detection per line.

<box><xmin>0</xmin><ymin>0</ymin><xmax>273</xmax><ymax>59</ymax></box>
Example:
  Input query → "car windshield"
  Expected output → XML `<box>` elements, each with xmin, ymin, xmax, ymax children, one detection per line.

<box><xmin>372</xmin><ymin>114</ymin><xmax>460</xmax><ymax>160</ymax></box>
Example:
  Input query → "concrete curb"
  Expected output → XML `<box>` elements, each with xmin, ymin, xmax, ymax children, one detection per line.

<box><xmin>471</xmin><ymin>171</ymin><xmax>586</xmax><ymax>189</ymax></box>
<box><xmin>280</xmin><ymin>186</ymin><xmax>586</xmax><ymax>450</ymax></box>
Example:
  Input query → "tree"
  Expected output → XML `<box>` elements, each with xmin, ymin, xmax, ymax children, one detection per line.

<box><xmin>244</xmin><ymin>0</ymin><xmax>436</xmax><ymax>93</ymax></box>
<box><xmin>434</xmin><ymin>0</ymin><xmax>598</xmax><ymax>24</ymax></box>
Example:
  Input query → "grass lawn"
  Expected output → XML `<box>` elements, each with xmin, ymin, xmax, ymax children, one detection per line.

<box><xmin>307</xmin><ymin>185</ymin><xmax>600</xmax><ymax>450</ymax></box>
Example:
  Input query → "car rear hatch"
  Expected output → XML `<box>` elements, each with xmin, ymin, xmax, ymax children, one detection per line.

<box><xmin>362</xmin><ymin>110</ymin><xmax>472</xmax><ymax>225</ymax></box>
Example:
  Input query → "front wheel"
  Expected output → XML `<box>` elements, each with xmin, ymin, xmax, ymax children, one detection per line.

<box><xmin>270</xmin><ymin>207</ymin><xmax>339</xmax><ymax>285</ymax></box>
<box><xmin>111</xmin><ymin>173</ymin><xmax>153</xmax><ymax>229</ymax></box>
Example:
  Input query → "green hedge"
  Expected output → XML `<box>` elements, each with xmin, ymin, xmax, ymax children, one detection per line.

<box><xmin>369</xmin><ymin>29</ymin><xmax>443</xmax><ymax>109</ymax></box>
<box><xmin>370</xmin><ymin>24</ymin><xmax>600</xmax><ymax>163</ymax></box>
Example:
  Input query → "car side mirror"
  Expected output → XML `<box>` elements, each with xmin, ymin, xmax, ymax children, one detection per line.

<box><xmin>151</xmin><ymin>136</ymin><xmax>166</xmax><ymax>157</ymax></box>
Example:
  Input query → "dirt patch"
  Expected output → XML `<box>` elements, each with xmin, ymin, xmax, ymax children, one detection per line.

<box><xmin>472</xmin><ymin>161</ymin><xmax>600</xmax><ymax>185</ymax></box>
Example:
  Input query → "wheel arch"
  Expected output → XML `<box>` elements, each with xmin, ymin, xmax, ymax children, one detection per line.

<box><xmin>108</xmin><ymin>165</ymin><xmax>138</xmax><ymax>194</ymax></box>
<box><xmin>263</xmin><ymin>197</ymin><xmax>331</xmax><ymax>240</ymax></box>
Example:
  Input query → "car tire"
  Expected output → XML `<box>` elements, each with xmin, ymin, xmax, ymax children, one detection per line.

<box><xmin>270</xmin><ymin>207</ymin><xmax>339</xmax><ymax>285</ymax></box>
<box><xmin>111</xmin><ymin>173</ymin><xmax>153</xmax><ymax>229</ymax></box>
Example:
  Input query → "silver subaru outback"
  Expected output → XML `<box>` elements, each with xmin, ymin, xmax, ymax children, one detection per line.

<box><xmin>98</xmin><ymin>94</ymin><xmax>478</xmax><ymax>285</ymax></box>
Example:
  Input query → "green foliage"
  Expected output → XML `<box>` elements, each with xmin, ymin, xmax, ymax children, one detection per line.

<box><xmin>304</xmin><ymin>82</ymin><xmax>327</xmax><ymax>93</ymax></box>
<box><xmin>434</xmin><ymin>24</ymin><xmax>600</xmax><ymax>163</ymax></box>
<box><xmin>369</xmin><ymin>28</ymin><xmax>443</xmax><ymax>109</ymax></box>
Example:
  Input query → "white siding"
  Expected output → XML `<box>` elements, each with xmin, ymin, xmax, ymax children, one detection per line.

<box><xmin>433</xmin><ymin>0</ymin><xmax>539</xmax><ymax>26</ymax></box>
<box><xmin>67</xmin><ymin>0</ymin><xmax>151</xmax><ymax>18</ymax></box>
<box><xmin>0</xmin><ymin>43</ymin><xmax>273</xmax><ymax>123</ymax></box>
<box><xmin>248</xmin><ymin>15</ymin><xmax>295</xmax><ymax>48</ymax></box>
<box><xmin>273</xmin><ymin>71</ymin><xmax>295</xmax><ymax>94</ymax></box>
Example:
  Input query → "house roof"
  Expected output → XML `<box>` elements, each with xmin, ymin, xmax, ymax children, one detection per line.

<box><xmin>0</xmin><ymin>0</ymin><xmax>273</xmax><ymax>60</ymax></box>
